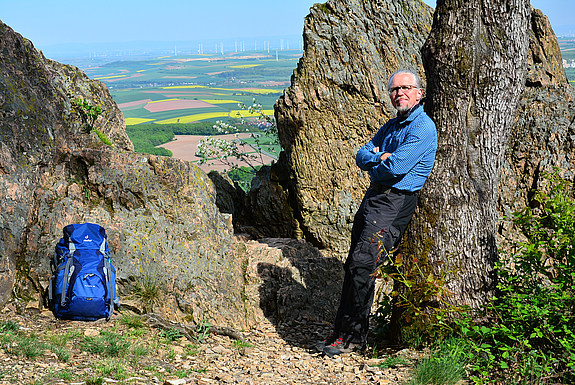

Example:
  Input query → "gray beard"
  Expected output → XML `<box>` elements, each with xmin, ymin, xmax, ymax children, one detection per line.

<box><xmin>396</xmin><ymin>106</ymin><xmax>410</xmax><ymax>115</ymax></box>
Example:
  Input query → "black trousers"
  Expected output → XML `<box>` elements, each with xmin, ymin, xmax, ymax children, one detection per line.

<box><xmin>332</xmin><ymin>187</ymin><xmax>417</xmax><ymax>345</ymax></box>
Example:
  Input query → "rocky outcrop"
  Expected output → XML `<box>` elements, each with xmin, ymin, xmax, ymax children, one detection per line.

<box><xmin>0</xmin><ymin>19</ymin><xmax>346</xmax><ymax>329</ymax></box>
<box><xmin>0</xmin><ymin>20</ymin><xmax>244</xmax><ymax>325</ymax></box>
<box><xmin>272</xmin><ymin>1</ymin><xmax>574</xmax><ymax>256</ymax></box>
<box><xmin>498</xmin><ymin>10</ymin><xmax>574</xmax><ymax>247</ymax></box>
<box><xmin>274</xmin><ymin>0</ymin><xmax>433</xmax><ymax>253</ymax></box>
<box><xmin>526</xmin><ymin>8</ymin><xmax>568</xmax><ymax>87</ymax></box>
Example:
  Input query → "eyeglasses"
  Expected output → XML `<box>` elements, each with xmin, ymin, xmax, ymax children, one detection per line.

<box><xmin>389</xmin><ymin>85</ymin><xmax>419</xmax><ymax>94</ymax></box>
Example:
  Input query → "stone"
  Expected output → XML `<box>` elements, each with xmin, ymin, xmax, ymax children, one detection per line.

<box><xmin>274</xmin><ymin>0</ymin><xmax>434</xmax><ymax>253</ymax></box>
<box><xmin>269</xmin><ymin>0</ymin><xmax>574</xmax><ymax>257</ymax></box>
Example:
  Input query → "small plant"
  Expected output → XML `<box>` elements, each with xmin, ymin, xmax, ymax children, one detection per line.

<box><xmin>195</xmin><ymin>320</ymin><xmax>211</xmax><ymax>343</ymax></box>
<box><xmin>373</xmin><ymin>355</ymin><xmax>411</xmax><ymax>369</ymax></box>
<box><xmin>373</xmin><ymin>241</ymin><xmax>460</xmax><ymax>346</ymax></box>
<box><xmin>71</xmin><ymin>97</ymin><xmax>112</xmax><ymax>146</ymax></box>
<box><xmin>130</xmin><ymin>342</ymin><xmax>150</xmax><ymax>358</ymax></box>
<box><xmin>49</xmin><ymin>345</ymin><xmax>71</xmax><ymax>362</ymax></box>
<box><xmin>231</xmin><ymin>339</ymin><xmax>253</xmax><ymax>350</ymax></box>
<box><xmin>160</xmin><ymin>327</ymin><xmax>184</xmax><ymax>342</ymax></box>
<box><xmin>85</xmin><ymin>375</ymin><xmax>104</xmax><ymax>385</ymax></box>
<box><xmin>183</xmin><ymin>343</ymin><xmax>200</xmax><ymax>357</ymax></box>
<box><xmin>454</xmin><ymin>169</ymin><xmax>575</xmax><ymax>384</ymax></box>
<box><xmin>0</xmin><ymin>320</ymin><xmax>19</xmax><ymax>332</ymax></box>
<box><xmin>81</xmin><ymin>331</ymin><xmax>130</xmax><ymax>357</ymax></box>
<box><xmin>72</xmin><ymin>97</ymin><xmax>102</xmax><ymax>131</ymax></box>
<box><xmin>406</xmin><ymin>337</ymin><xmax>470</xmax><ymax>385</ymax></box>
<box><xmin>95</xmin><ymin>358</ymin><xmax>127</xmax><ymax>379</ymax></box>
<box><xmin>46</xmin><ymin>329</ymin><xmax>79</xmax><ymax>347</ymax></box>
<box><xmin>133</xmin><ymin>276</ymin><xmax>161</xmax><ymax>312</ymax></box>
<box><xmin>166</xmin><ymin>348</ymin><xmax>177</xmax><ymax>360</ymax></box>
<box><xmin>56</xmin><ymin>369</ymin><xmax>74</xmax><ymax>381</ymax></box>
<box><xmin>7</xmin><ymin>334</ymin><xmax>48</xmax><ymax>359</ymax></box>
<box><xmin>119</xmin><ymin>314</ymin><xmax>145</xmax><ymax>329</ymax></box>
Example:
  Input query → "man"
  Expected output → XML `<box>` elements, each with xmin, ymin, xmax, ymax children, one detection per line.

<box><xmin>320</xmin><ymin>69</ymin><xmax>438</xmax><ymax>357</ymax></box>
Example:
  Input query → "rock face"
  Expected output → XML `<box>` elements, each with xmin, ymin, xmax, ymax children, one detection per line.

<box><xmin>0</xmin><ymin>20</ymin><xmax>344</xmax><ymax>329</ymax></box>
<box><xmin>0</xmin><ymin>21</ymin><xmax>229</xmax><ymax>326</ymax></box>
<box><xmin>273</xmin><ymin>1</ymin><xmax>574</xmax><ymax>256</ymax></box>
<box><xmin>498</xmin><ymin>9</ymin><xmax>575</xmax><ymax>248</ymax></box>
<box><xmin>275</xmin><ymin>0</ymin><xmax>433</xmax><ymax>253</ymax></box>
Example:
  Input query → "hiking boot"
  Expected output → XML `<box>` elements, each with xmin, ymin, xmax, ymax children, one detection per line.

<box><xmin>316</xmin><ymin>332</ymin><xmax>338</xmax><ymax>352</ymax></box>
<box><xmin>323</xmin><ymin>337</ymin><xmax>366</xmax><ymax>357</ymax></box>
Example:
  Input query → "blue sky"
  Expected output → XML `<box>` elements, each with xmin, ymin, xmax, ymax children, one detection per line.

<box><xmin>0</xmin><ymin>0</ymin><xmax>572</xmax><ymax>48</ymax></box>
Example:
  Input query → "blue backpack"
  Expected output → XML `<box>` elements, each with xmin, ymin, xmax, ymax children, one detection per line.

<box><xmin>49</xmin><ymin>223</ymin><xmax>118</xmax><ymax>321</ymax></box>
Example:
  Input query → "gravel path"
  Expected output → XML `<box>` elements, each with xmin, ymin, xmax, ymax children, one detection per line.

<box><xmin>0</xmin><ymin>305</ymin><xmax>420</xmax><ymax>385</ymax></box>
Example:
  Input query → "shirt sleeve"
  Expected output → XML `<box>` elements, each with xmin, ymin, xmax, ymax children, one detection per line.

<box><xmin>356</xmin><ymin>124</ymin><xmax>388</xmax><ymax>171</ymax></box>
<box><xmin>368</xmin><ymin>120</ymin><xmax>435</xmax><ymax>182</ymax></box>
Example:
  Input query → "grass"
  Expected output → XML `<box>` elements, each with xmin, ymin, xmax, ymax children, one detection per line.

<box><xmin>231</xmin><ymin>339</ymin><xmax>254</xmax><ymax>350</ymax></box>
<box><xmin>373</xmin><ymin>355</ymin><xmax>411</xmax><ymax>369</ymax></box>
<box><xmin>0</xmin><ymin>313</ymin><xmax>224</xmax><ymax>384</ymax></box>
<box><xmin>80</xmin><ymin>330</ymin><xmax>131</xmax><ymax>357</ymax></box>
<box><xmin>406</xmin><ymin>338</ymin><xmax>470</xmax><ymax>385</ymax></box>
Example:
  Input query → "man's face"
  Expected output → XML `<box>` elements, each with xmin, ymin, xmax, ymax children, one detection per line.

<box><xmin>389</xmin><ymin>73</ymin><xmax>423</xmax><ymax>115</ymax></box>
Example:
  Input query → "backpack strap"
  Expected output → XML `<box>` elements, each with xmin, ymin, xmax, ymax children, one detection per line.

<box><xmin>100</xmin><ymin>239</ymin><xmax>115</xmax><ymax>319</ymax></box>
<box><xmin>60</xmin><ymin>254</ymin><xmax>75</xmax><ymax>307</ymax></box>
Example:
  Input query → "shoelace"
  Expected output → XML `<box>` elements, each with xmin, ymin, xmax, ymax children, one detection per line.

<box><xmin>330</xmin><ymin>337</ymin><xmax>344</xmax><ymax>347</ymax></box>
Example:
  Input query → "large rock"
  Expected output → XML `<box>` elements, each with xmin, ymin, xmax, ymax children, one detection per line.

<box><xmin>273</xmin><ymin>1</ymin><xmax>574</xmax><ymax>256</ymax></box>
<box><xmin>0</xmin><ymin>21</ymin><xmax>237</xmax><ymax>327</ymax></box>
<box><xmin>0</xmin><ymin>20</ymin><xmax>346</xmax><ymax>329</ymax></box>
<box><xmin>275</xmin><ymin>0</ymin><xmax>433</xmax><ymax>253</ymax></box>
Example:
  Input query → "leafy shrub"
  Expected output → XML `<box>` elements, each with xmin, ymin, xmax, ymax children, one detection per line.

<box><xmin>460</xmin><ymin>169</ymin><xmax>575</xmax><ymax>384</ymax></box>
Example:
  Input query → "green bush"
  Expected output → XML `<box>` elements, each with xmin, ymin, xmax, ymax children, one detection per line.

<box><xmin>459</xmin><ymin>169</ymin><xmax>575</xmax><ymax>384</ymax></box>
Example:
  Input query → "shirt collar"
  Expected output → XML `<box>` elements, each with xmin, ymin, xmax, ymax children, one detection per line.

<box><xmin>397</xmin><ymin>102</ymin><xmax>423</xmax><ymax>122</ymax></box>
<box><xmin>397</xmin><ymin>102</ymin><xmax>423</xmax><ymax>123</ymax></box>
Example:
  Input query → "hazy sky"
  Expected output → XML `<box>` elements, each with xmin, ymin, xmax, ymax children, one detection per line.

<box><xmin>0</xmin><ymin>0</ymin><xmax>571</xmax><ymax>48</ymax></box>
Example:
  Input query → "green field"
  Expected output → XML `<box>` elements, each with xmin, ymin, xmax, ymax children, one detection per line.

<box><xmin>558</xmin><ymin>37</ymin><xmax>575</xmax><ymax>85</ymax></box>
<box><xmin>85</xmin><ymin>50</ymin><xmax>300</xmax><ymax>125</ymax></box>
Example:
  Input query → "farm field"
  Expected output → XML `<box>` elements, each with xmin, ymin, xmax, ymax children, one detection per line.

<box><xmin>558</xmin><ymin>37</ymin><xmax>575</xmax><ymax>84</ymax></box>
<box><xmin>158</xmin><ymin>134</ymin><xmax>276</xmax><ymax>173</ymax></box>
<box><xmin>84</xmin><ymin>50</ymin><xmax>301</xmax><ymax>125</ymax></box>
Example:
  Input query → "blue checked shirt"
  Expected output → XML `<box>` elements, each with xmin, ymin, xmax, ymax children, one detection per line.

<box><xmin>356</xmin><ymin>104</ymin><xmax>437</xmax><ymax>192</ymax></box>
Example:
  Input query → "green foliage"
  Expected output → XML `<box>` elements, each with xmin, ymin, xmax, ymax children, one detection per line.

<box><xmin>0</xmin><ymin>320</ymin><xmax>19</xmax><ymax>332</ymax></box>
<box><xmin>71</xmin><ymin>97</ymin><xmax>112</xmax><ymax>146</ymax></box>
<box><xmin>133</xmin><ymin>276</ymin><xmax>161</xmax><ymax>312</ymax></box>
<box><xmin>372</xmin><ymin>355</ymin><xmax>411</xmax><ymax>369</ymax></box>
<box><xmin>373</xmin><ymin>244</ymin><xmax>460</xmax><ymax>346</ymax></box>
<box><xmin>227</xmin><ymin>165</ymin><xmax>262</xmax><ymax>192</ymax></box>
<box><xmin>195</xmin><ymin>320</ymin><xmax>211</xmax><ymax>343</ymax></box>
<box><xmin>119</xmin><ymin>314</ymin><xmax>145</xmax><ymax>329</ymax></box>
<box><xmin>231</xmin><ymin>339</ymin><xmax>253</xmax><ymax>350</ymax></box>
<box><xmin>159</xmin><ymin>327</ymin><xmax>184</xmax><ymax>342</ymax></box>
<box><xmin>80</xmin><ymin>331</ymin><xmax>131</xmax><ymax>357</ymax></box>
<box><xmin>93</xmin><ymin>128</ymin><xmax>112</xmax><ymax>146</ymax></box>
<box><xmin>72</xmin><ymin>97</ymin><xmax>102</xmax><ymax>132</ymax></box>
<box><xmin>407</xmin><ymin>338</ymin><xmax>471</xmax><ymax>385</ymax></box>
<box><xmin>125</xmin><ymin>124</ymin><xmax>175</xmax><ymax>156</ymax></box>
<box><xmin>456</xmin><ymin>169</ymin><xmax>575</xmax><ymax>384</ymax></box>
<box><xmin>85</xmin><ymin>376</ymin><xmax>104</xmax><ymax>385</ymax></box>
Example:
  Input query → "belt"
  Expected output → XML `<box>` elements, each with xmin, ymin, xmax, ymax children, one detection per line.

<box><xmin>369</xmin><ymin>182</ymin><xmax>417</xmax><ymax>196</ymax></box>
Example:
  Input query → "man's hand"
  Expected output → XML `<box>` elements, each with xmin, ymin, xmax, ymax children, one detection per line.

<box><xmin>373</xmin><ymin>147</ymin><xmax>392</xmax><ymax>161</ymax></box>
<box><xmin>381</xmin><ymin>152</ymin><xmax>392</xmax><ymax>161</ymax></box>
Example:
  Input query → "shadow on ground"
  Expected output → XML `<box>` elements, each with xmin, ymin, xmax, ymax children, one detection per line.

<box><xmin>255</xmin><ymin>238</ymin><xmax>345</xmax><ymax>350</ymax></box>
